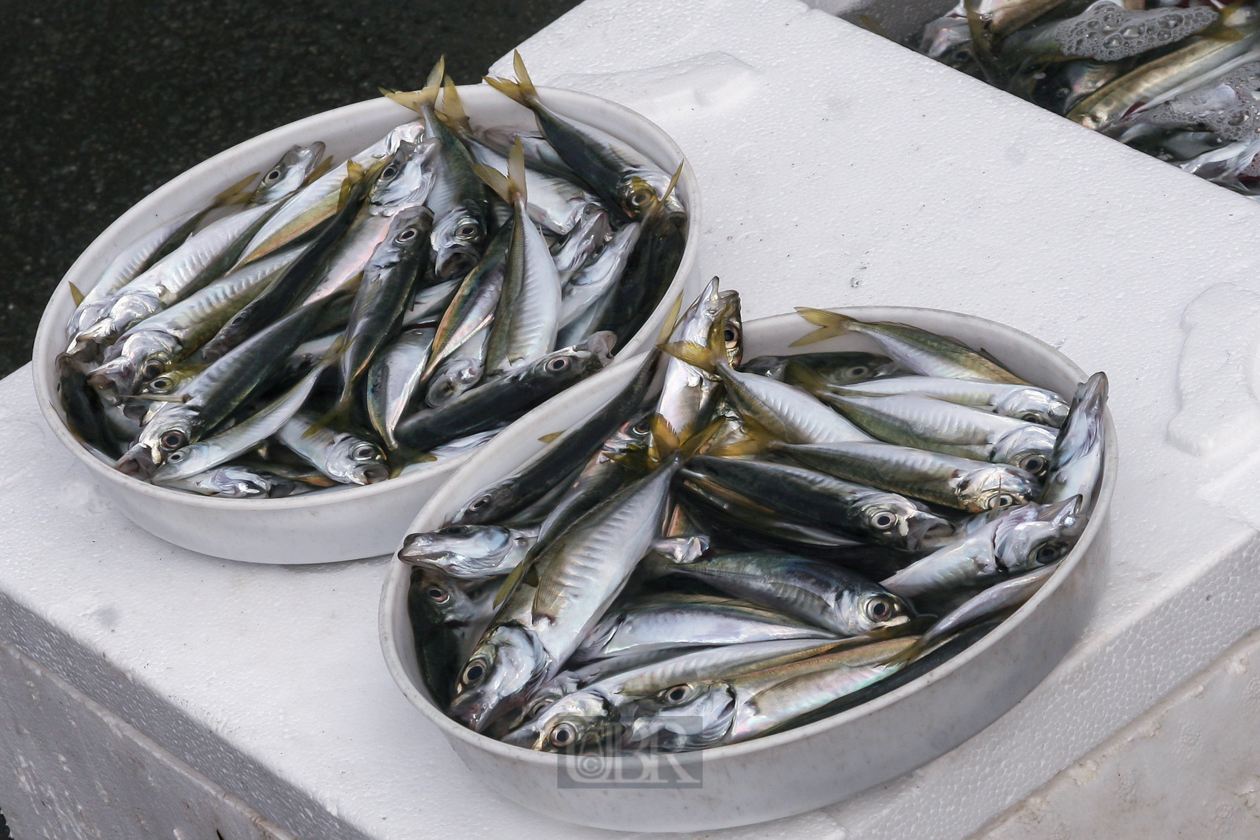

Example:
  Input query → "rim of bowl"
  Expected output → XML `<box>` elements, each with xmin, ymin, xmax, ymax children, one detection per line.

<box><xmin>32</xmin><ymin>85</ymin><xmax>702</xmax><ymax>513</ymax></box>
<box><xmin>379</xmin><ymin>304</ymin><xmax>1119</xmax><ymax>765</ymax></box>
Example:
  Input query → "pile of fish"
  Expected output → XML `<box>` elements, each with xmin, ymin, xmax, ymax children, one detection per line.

<box><xmin>399</xmin><ymin>279</ymin><xmax>1108</xmax><ymax>753</ymax></box>
<box><xmin>54</xmin><ymin>53</ymin><xmax>686</xmax><ymax>498</ymax></box>
<box><xmin>917</xmin><ymin>0</ymin><xmax>1260</xmax><ymax>197</ymax></box>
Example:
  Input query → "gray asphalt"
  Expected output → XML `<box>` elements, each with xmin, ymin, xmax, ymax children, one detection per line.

<box><xmin>0</xmin><ymin>0</ymin><xmax>582</xmax><ymax>381</ymax></box>
<box><xmin>0</xmin><ymin>1</ymin><xmax>582</xmax><ymax>834</ymax></box>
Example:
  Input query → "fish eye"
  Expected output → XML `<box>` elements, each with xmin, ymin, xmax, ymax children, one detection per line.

<box><xmin>868</xmin><ymin>597</ymin><xmax>896</xmax><ymax>620</ymax></box>
<box><xmin>662</xmin><ymin>684</ymin><xmax>691</xmax><ymax>705</ymax></box>
<box><xmin>468</xmin><ymin>495</ymin><xmax>492</xmax><ymax>512</ymax></box>
<box><xmin>396</xmin><ymin>228</ymin><xmax>418</xmax><ymax>242</ymax></box>
<box><xmin>870</xmin><ymin>511</ymin><xmax>898</xmax><ymax>530</ymax></box>
<box><xmin>723</xmin><ymin>326</ymin><xmax>738</xmax><ymax>344</ymax></box>
<box><xmin>632</xmin><ymin>420</ymin><xmax>651</xmax><ymax>435</ymax></box>
<box><xmin>461</xmin><ymin>659</ymin><xmax>488</xmax><ymax>686</ymax></box>
<box><xmin>426</xmin><ymin>586</ymin><xmax>449</xmax><ymax>603</ymax></box>
<box><xmin>142</xmin><ymin>362</ymin><xmax>164</xmax><ymax>380</ymax></box>
<box><xmin>526</xmin><ymin>697</ymin><xmax>553</xmax><ymax>719</ymax></box>
<box><xmin>549</xmin><ymin>721</ymin><xmax>579</xmax><ymax>748</ymax></box>
<box><xmin>264</xmin><ymin>168</ymin><xmax>283</xmax><ymax>183</ymax></box>
<box><xmin>991</xmin><ymin>493</ymin><xmax>1016</xmax><ymax>510</ymax></box>
<box><xmin>1020</xmin><ymin>455</ymin><xmax>1047</xmax><ymax>474</ymax></box>
<box><xmin>168</xmin><ymin>450</ymin><xmax>186</xmax><ymax>463</ymax></box>
<box><xmin>149</xmin><ymin>377</ymin><xmax>171</xmax><ymax>392</ymax></box>
<box><xmin>456</xmin><ymin>222</ymin><xmax>480</xmax><ymax>239</ymax></box>
<box><xmin>1034</xmin><ymin>543</ymin><xmax>1065</xmax><ymax>564</ymax></box>
<box><xmin>1019</xmin><ymin>412</ymin><xmax>1042</xmax><ymax>423</ymax></box>
<box><xmin>352</xmin><ymin>444</ymin><xmax>378</xmax><ymax>461</ymax></box>
<box><xmin>381</xmin><ymin>164</ymin><xmax>399</xmax><ymax>180</ymax></box>
<box><xmin>159</xmin><ymin>430</ymin><xmax>188</xmax><ymax>451</ymax></box>
<box><xmin>546</xmin><ymin>356</ymin><xmax>570</xmax><ymax>372</ymax></box>
<box><xmin>437</xmin><ymin>525</ymin><xmax>471</xmax><ymax>536</ymax></box>
<box><xmin>849</xmin><ymin>366</ymin><xmax>868</xmax><ymax>378</ymax></box>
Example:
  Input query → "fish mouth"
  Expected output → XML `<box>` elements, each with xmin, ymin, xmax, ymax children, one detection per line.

<box><xmin>115</xmin><ymin>445</ymin><xmax>157</xmax><ymax>480</ymax></box>
<box><xmin>355</xmin><ymin>464</ymin><xmax>391</xmax><ymax>485</ymax></box>
<box><xmin>435</xmin><ymin>248</ymin><xmax>478</xmax><ymax>280</ymax></box>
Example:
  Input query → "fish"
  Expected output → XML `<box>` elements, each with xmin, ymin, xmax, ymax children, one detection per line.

<box><xmin>881</xmin><ymin>497</ymin><xmax>1083</xmax><ymax>601</ymax></box>
<box><xmin>740</xmin><ymin>350</ymin><xmax>903</xmax><ymax>385</ymax></box>
<box><xmin>477</xmin><ymin>138</ymin><xmax>563</xmax><ymax>375</ymax></box>
<box><xmin>274</xmin><ymin>411</ymin><xmax>390</xmax><ymax>485</ymax></box>
<box><xmin>773</xmin><ymin>440</ymin><xmax>1042</xmax><ymax>512</ymax></box>
<box><xmin>651</xmin><ymin>551</ymin><xmax>914</xmax><ymax>637</ymax></box>
<box><xmin>791</xmin><ymin>308</ymin><xmax>1028</xmax><ymax>384</ymax></box>
<box><xmin>394</xmin><ymin>333</ymin><xmax>613</xmax><ymax>453</ymax></box>
<box><xmin>809</xmin><ymin>373</ymin><xmax>1069</xmax><ymax>427</ymax></box>
<box><xmin>366</xmin><ymin>325</ymin><xmax>437</xmax><ymax>450</ymax></box>
<box><xmin>1041</xmin><ymin>372</ymin><xmax>1107</xmax><ymax>510</ymax></box>
<box><xmin>398</xmin><ymin>525</ymin><xmax>537</xmax><ymax>580</ymax></box>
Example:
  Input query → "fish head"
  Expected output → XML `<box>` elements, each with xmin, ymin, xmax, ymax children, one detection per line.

<box><xmin>858</xmin><ymin>492</ymin><xmax>958</xmax><ymax>552</ymax></box>
<box><xmin>992</xmin><ymin>425</ymin><xmax>1058</xmax><ymax>478</ymax></box>
<box><xmin>149</xmin><ymin>441</ymin><xmax>216</xmax><ymax>485</ymax></box>
<box><xmin>448</xmin><ymin>624</ymin><xmax>548</xmax><ymax>733</ymax></box>
<box><xmin>87</xmin><ymin>331</ymin><xmax>180</xmax><ymax>396</ymax></box>
<box><xmin>81</xmin><ymin>292</ymin><xmax>163</xmax><ymax>351</ymax></box>
<box><xmin>325</xmin><ymin>436</ymin><xmax>389</xmax><ymax>485</ymax></box>
<box><xmin>740</xmin><ymin>356</ymin><xmax>789</xmax><ymax>381</ymax></box>
<box><xmin>426</xmin><ymin>357</ymin><xmax>483</xmax><ymax>407</ymax></box>
<box><xmin>820</xmin><ymin>352</ymin><xmax>903</xmax><ymax>386</ymax></box>
<box><xmin>368</xmin><ymin>205</ymin><xmax>434</xmax><ymax>273</ymax></box>
<box><xmin>620</xmin><ymin>681</ymin><xmax>737</xmax><ymax>752</ymax></box>
<box><xmin>616</xmin><ymin>175</ymin><xmax>664</xmax><ymax>221</ymax></box>
<box><xmin>371</xmin><ymin>139</ymin><xmax>437</xmax><ymax>208</ymax></box>
<box><xmin>116</xmin><ymin>411</ymin><xmax>195</xmax><ymax>479</ymax></box>
<box><xmin>843</xmin><ymin>587</ymin><xmax>915</xmax><ymax>635</ymax></box>
<box><xmin>252</xmin><ymin>142</ymin><xmax>326</xmax><ymax>204</ymax></box>
<box><xmin>500</xmin><ymin>690</ymin><xmax>613</xmax><ymax>751</ymax></box>
<box><xmin>994</xmin><ymin>497</ymin><xmax>1085</xmax><ymax>573</ymax></box>
<box><xmin>430</xmin><ymin>203</ymin><xmax>487</xmax><ymax>280</ymax></box>
<box><xmin>412</xmin><ymin>570</ymin><xmax>484</xmax><ymax>626</ymax></box>
<box><xmin>921</xmin><ymin>17</ymin><xmax>976</xmax><ymax>69</ymax></box>
<box><xmin>715</xmin><ymin>292</ymin><xmax>743</xmax><ymax>368</ymax></box>
<box><xmin>1059</xmin><ymin>372</ymin><xmax>1108</xmax><ymax>454</ymax></box>
<box><xmin>140</xmin><ymin>366</ymin><xmax>200</xmax><ymax>398</ymax></box>
<box><xmin>994</xmin><ymin>388</ymin><xmax>1071</xmax><ymax>428</ymax></box>
<box><xmin>398</xmin><ymin>524</ymin><xmax>514</xmax><ymax>578</ymax></box>
<box><xmin>452</xmin><ymin>479</ymin><xmax>520</xmax><ymax>525</ymax></box>
<box><xmin>528</xmin><ymin>344</ymin><xmax>606</xmax><ymax>386</ymax></box>
<box><xmin>956</xmin><ymin>465</ymin><xmax>1041</xmax><ymax>513</ymax></box>
<box><xmin>206</xmin><ymin>466</ymin><xmax>282</xmax><ymax>498</ymax></box>
<box><xmin>576</xmin><ymin>330</ymin><xmax>617</xmax><ymax>366</ymax></box>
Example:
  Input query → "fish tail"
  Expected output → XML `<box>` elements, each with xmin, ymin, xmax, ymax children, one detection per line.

<box><xmin>675</xmin><ymin>416</ymin><xmax>725</xmax><ymax>464</ymax></box>
<box><xmin>789</xmin><ymin>307</ymin><xmax>857</xmax><ymax>347</ymax></box>
<box><xmin>472</xmin><ymin>161</ymin><xmax>511</xmax><ymax>203</ymax></box>
<box><xmin>512</xmin><ymin>50</ymin><xmax>539</xmax><ymax>102</ymax></box>
<box><xmin>506</xmin><ymin>137</ymin><xmax>527</xmax><ymax>204</ymax></box>
<box><xmin>482</xmin><ymin>74</ymin><xmax>527</xmax><ymax>106</ymax></box>
<box><xmin>483</xmin><ymin>51</ymin><xmax>539</xmax><ymax>108</ymax></box>
<box><xmin>212</xmin><ymin>170</ymin><xmax>262</xmax><ymax>207</ymax></box>
<box><xmin>68</xmin><ymin>282</ymin><xmax>85</xmax><ymax>307</ymax></box>
<box><xmin>439</xmin><ymin>77</ymin><xmax>472</xmax><ymax>137</ymax></box>
<box><xmin>381</xmin><ymin>57</ymin><xmax>445</xmax><ymax>113</ymax></box>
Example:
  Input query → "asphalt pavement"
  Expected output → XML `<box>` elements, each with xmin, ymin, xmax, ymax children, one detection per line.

<box><xmin>0</xmin><ymin>0</ymin><xmax>582</xmax><ymax>380</ymax></box>
<box><xmin>0</xmin><ymin>1</ymin><xmax>582</xmax><ymax>833</ymax></box>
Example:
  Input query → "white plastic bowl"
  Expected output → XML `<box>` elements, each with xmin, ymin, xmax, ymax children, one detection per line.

<box><xmin>32</xmin><ymin>86</ymin><xmax>702</xmax><ymax>564</ymax></box>
<box><xmin>379</xmin><ymin>306</ymin><xmax>1117</xmax><ymax>832</ymax></box>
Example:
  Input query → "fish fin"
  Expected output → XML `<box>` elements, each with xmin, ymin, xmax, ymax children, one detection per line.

<box><xmin>857</xmin><ymin>14</ymin><xmax>889</xmax><ymax>38</ymax></box>
<box><xmin>701</xmin><ymin>435</ymin><xmax>765</xmax><ymax>458</ymax></box>
<box><xmin>212</xmin><ymin>171</ymin><xmax>262</xmax><ymax>207</ymax></box>
<box><xmin>661</xmin><ymin>161</ymin><xmax>684</xmax><ymax>203</ymax></box>
<box><xmin>659</xmin><ymin>291</ymin><xmax>685</xmax><ymax>342</ymax></box>
<box><xmin>68</xmin><ymin>282</ymin><xmax>85</xmax><ymax>307</ymax></box>
<box><xmin>381</xmin><ymin>58</ymin><xmax>444</xmax><ymax>113</ymax></box>
<box><xmin>439</xmin><ymin>77</ymin><xmax>472</xmax><ymax>137</ymax></box>
<box><xmin>473</xmin><ymin>162</ymin><xmax>511</xmax><ymax>203</ymax></box>
<box><xmin>494</xmin><ymin>552</ymin><xmax>539</xmax><ymax>608</ymax></box>
<box><xmin>512</xmin><ymin>50</ymin><xmax>539</xmax><ymax>102</ymax></box>
<box><xmin>482</xmin><ymin>74</ymin><xmax>527</xmax><ymax>106</ymax></box>
<box><xmin>675</xmin><ymin>417</ymin><xmax>725</xmax><ymax>463</ymax></box>
<box><xmin>538</xmin><ymin>430</ymin><xmax>565</xmax><ymax>444</ymax></box>
<box><xmin>506</xmin><ymin>137</ymin><xmax>527</xmax><ymax>204</ymax></box>
<box><xmin>789</xmin><ymin>307</ymin><xmax>855</xmax><ymax>347</ymax></box>
<box><xmin>658</xmin><ymin>339</ymin><xmax>715</xmax><ymax>372</ymax></box>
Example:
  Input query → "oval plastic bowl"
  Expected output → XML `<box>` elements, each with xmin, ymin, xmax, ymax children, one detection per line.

<box><xmin>31</xmin><ymin>86</ymin><xmax>702</xmax><ymax>564</ymax></box>
<box><xmin>380</xmin><ymin>306</ymin><xmax>1117</xmax><ymax>833</ymax></box>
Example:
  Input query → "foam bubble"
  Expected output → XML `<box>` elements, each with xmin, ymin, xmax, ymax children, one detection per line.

<box><xmin>1056</xmin><ymin>2</ymin><xmax>1218</xmax><ymax>63</ymax></box>
<box><xmin>1140</xmin><ymin>62</ymin><xmax>1260</xmax><ymax>142</ymax></box>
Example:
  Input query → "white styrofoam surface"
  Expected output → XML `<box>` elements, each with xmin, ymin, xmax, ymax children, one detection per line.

<box><xmin>3</xmin><ymin>0</ymin><xmax>1260</xmax><ymax>837</ymax></box>
<box><xmin>0</xmin><ymin>637</ymin><xmax>295</xmax><ymax>840</ymax></box>
<box><xmin>979</xmin><ymin>624</ymin><xmax>1260</xmax><ymax>840</ymax></box>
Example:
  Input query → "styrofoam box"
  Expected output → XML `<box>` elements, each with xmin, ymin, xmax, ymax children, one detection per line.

<box><xmin>30</xmin><ymin>86</ymin><xmax>701</xmax><ymax>565</ymax></box>
<box><xmin>380</xmin><ymin>307</ymin><xmax>1117</xmax><ymax>833</ymax></box>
